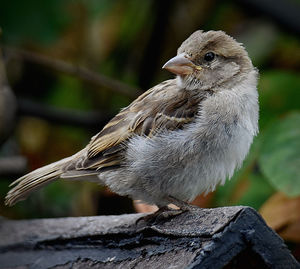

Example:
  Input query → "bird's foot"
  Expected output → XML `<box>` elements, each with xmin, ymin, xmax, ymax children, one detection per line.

<box><xmin>135</xmin><ymin>197</ymin><xmax>198</xmax><ymax>227</ymax></box>
<box><xmin>167</xmin><ymin>196</ymin><xmax>199</xmax><ymax>211</ymax></box>
<box><xmin>135</xmin><ymin>205</ymin><xmax>183</xmax><ymax>227</ymax></box>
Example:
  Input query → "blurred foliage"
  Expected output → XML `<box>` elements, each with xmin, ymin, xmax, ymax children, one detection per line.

<box><xmin>259</xmin><ymin>113</ymin><xmax>300</xmax><ymax>196</ymax></box>
<box><xmin>0</xmin><ymin>0</ymin><xmax>72</xmax><ymax>45</ymax></box>
<box><xmin>260</xmin><ymin>192</ymin><xmax>300</xmax><ymax>243</ymax></box>
<box><xmin>46</xmin><ymin>76</ymin><xmax>93</xmax><ymax>110</ymax></box>
<box><xmin>0</xmin><ymin>0</ymin><xmax>300</xmax><ymax>259</ymax></box>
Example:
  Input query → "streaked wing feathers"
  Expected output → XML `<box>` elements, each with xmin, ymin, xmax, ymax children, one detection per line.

<box><xmin>67</xmin><ymin>79</ymin><xmax>208</xmax><ymax>174</ymax></box>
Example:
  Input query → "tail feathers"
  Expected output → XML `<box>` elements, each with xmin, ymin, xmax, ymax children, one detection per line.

<box><xmin>5</xmin><ymin>156</ymin><xmax>72</xmax><ymax>206</ymax></box>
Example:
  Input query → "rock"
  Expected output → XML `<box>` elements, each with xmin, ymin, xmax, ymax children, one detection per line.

<box><xmin>0</xmin><ymin>206</ymin><xmax>299</xmax><ymax>269</ymax></box>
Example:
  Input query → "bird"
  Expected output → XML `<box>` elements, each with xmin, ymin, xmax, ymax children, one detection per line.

<box><xmin>5</xmin><ymin>30</ymin><xmax>259</xmax><ymax>213</ymax></box>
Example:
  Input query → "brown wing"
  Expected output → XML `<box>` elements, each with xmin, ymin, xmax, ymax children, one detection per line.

<box><xmin>65</xmin><ymin>79</ymin><xmax>209</xmax><ymax>173</ymax></box>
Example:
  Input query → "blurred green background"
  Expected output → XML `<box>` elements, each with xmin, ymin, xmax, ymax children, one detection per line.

<box><xmin>0</xmin><ymin>0</ymin><xmax>300</xmax><ymax>259</ymax></box>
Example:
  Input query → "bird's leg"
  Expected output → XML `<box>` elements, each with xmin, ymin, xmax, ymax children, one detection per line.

<box><xmin>135</xmin><ymin>196</ymin><xmax>198</xmax><ymax>226</ymax></box>
<box><xmin>135</xmin><ymin>205</ymin><xmax>182</xmax><ymax>226</ymax></box>
<box><xmin>167</xmin><ymin>196</ymin><xmax>198</xmax><ymax>211</ymax></box>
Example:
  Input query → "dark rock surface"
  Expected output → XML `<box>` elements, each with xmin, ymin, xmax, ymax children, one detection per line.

<box><xmin>0</xmin><ymin>206</ymin><xmax>299</xmax><ymax>269</ymax></box>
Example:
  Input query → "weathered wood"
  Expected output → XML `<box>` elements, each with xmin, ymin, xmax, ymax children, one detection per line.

<box><xmin>0</xmin><ymin>206</ymin><xmax>299</xmax><ymax>269</ymax></box>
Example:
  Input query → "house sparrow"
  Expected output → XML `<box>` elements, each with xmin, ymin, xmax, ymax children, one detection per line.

<box><xmin>5</xmin><ymin>30</ymin><xmax>259</xmax><ymax>211</ymax></box>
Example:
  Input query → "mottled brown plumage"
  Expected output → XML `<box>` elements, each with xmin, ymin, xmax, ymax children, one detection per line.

<box><xmin>6</xmin><ymin>78</ymin><xmax>210</xmax><ymax>205</ymax></box>
<box><xmin>69</xmin><ymin>79</ymin><xmax>209</xmax><ymax>171</ymax></box>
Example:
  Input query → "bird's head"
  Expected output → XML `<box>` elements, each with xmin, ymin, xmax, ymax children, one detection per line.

<box><xmin>163</xmin><ymin>30</ymin><xmax>253</xmax><ymax>90</ymax></box>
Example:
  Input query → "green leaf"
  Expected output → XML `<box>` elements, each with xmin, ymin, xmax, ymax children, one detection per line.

<box><xmin>259</xmin><ymin>112</ymin><xmax>300</xmax><ymax>197</ymax></box>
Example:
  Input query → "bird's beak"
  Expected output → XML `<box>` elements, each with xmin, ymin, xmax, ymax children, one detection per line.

<box><xmin>162</xmin><ymin>53</ymin><xmax>201</xmax><ymax>76</ymax></box>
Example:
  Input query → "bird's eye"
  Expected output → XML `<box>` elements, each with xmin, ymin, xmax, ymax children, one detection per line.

<box><xmin>204</xmin><ymin>52</ymin><xmax>215</xmax><ymax>61</ymax></box>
